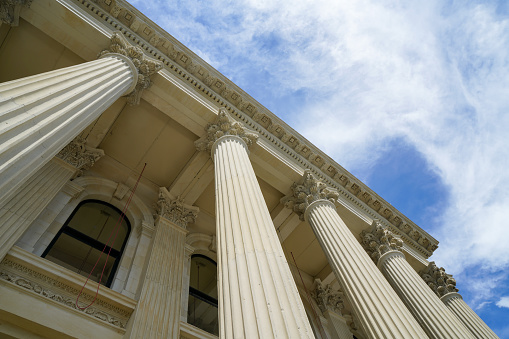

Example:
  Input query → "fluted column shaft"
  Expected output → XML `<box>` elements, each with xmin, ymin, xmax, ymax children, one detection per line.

<box><xmin>378</xmin><ymin>251</ymin><xmax>473</xmax><ymax>338</ymax></box>
<box><xmin>323</xmin><ymin>310</ymin><xmax>353</xmax><ymax>339</ymax></box>
<box><xmin>305</xmin><ymin>201</ymin><xmax>427</xmax><ymax>339</ymax></box>
<box><xmin>441</xmin><ymin>292</ymin><xmax>499</xmax><ymax>339</ymax></box>
<box><xmin>127</xmin><ymin>216</ymin><xmax>187</xmax><ymax>338</ymax></box>
<box><xmin>0</xmin><ymin>53</ymin><xmax>137</xmax><ymax>207</ymax></box>
<box><xmin>0</xmin><ymin>157</ymin><xmax>76</xmax><ymax>260</ymax></box>
<box><xmin>213</xmin><ymin>135</ymin><xmax>313</xmax><ymax>338</ymax></box>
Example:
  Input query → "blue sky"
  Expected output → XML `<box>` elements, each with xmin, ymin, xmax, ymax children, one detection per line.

<box><xmin>130</xmin><ymin>0</ymin><xmax>509</xmax><ymax>336</ymax></box>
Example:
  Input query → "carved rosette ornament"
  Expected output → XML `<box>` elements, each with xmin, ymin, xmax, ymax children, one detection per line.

<box><xmin>420</xmin><ymin>261</ymin><xmax>459</xmax><ymax>298</ymax></box>
<box><xmin>282</xmin><ymin>170</ymin><xmax>339</xmax><ymax>221</ymax></box>
<box><xmin>312</xmin><ymin>280</ymin><xmax>345</xmax><ymax>315</ymax></box>
<box><xmin>0</xmin><ymin>0</ymin><xmax>32</xmax><ymax>26</ymax></box>
<box><xmin>156</xmin><ymin>187</ymin><xmax>199</xmax><ymax>229</ymax></box>
<box><xmin>56</xmin><ymin>137</ymin><xmax>104</xmax><ymax>172</ymax></box>
<box><xmin>98</xmin><ymin>32</ymin><xmax>163</xmax><ymax>105</ymax></box>
<box><xmin>195</xmin><ymin>108</ymin><xmax>258</xmax><ymax>153</ymax></box>
<box><xmin>360</xmin><ymin>219</ymin><xmax>403</xmax><ymax>263</ymax></box>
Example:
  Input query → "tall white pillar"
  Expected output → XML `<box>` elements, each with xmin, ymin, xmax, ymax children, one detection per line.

<box><xmin>0</xmin><ymin>31</ymin><xmax>161</xmax><ymax>207</ymax></box>
<box><xmin>126</xmin><ymin>188</ymin><xmax>199</xmax><ymax>338</ymax></box>
<box><xmin>195</xmin><ymin>108</ymin><xmax>314</xmax><ymax>338</ymax></box>
<box><xmin>283</xmin><ymin>171</ymin><xmax>428</xmax><ymax>339</ymax></box>
<box><xmin>0</xmin><ymin>137</ymin><xmax>103</xmax><ymax>260</ymax></box>
<box><xmin>421</xmin><ymin>262</ymin><xmax>499</xmax><ymax>339</ymax></box>
<box><xmin>361</xmin><ymin>220</ymin><xmax>474</xmax><ymax>338</ymax></box>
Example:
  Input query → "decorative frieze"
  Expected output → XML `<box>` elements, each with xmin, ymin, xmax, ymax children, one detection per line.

<box><xmin>0</xmin><ymin>0</ymin><xmax>32</xmax><ymax>26</ymax></box>
<box><xmin>98</xmin><ymin>32</ymin><xmax>163</xmax><ymax>105</ymax></box>
<box><xmin>156</xmin><ymin>187</ymin><xmax>199</xmax><ymax>229</ymax></box>
<box><xmin>421</xmin><ymin>262</ymin><xmax>459</xmax><ymax>298</ymax></box>
<box><xmin>194</xmin><ymin>108</ymin><xmax>258</xmax><ymax>153</ymax></box>
<box><xmin>56</xmin><ymin>137</ymin><xmax>104</xmax><ymax>172</ymax></box>
<box><xmin>0</xmin><ymin>258</ymin><xmax>131</xmax><ymax>328</ymax></box>
<box><xmin>360</xmin><ymin>219</ymin><xmax>403</xmax><ymax>263</ymax></box>
<box><xmin>282</xmin><ymin>170</ymin><xmax>339</xmax><ymax>221</ymax></box>
<box><xmin>312</xmin><ymin>280</ymin><xmax>345</xmax><ymax>315</ymax></box>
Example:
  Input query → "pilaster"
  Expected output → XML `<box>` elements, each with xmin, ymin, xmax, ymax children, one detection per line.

<box><xmin>0</xmin><ymin>0</ymin><xmax>32</xmax><ymax>26</ymax></box>
<box><xmin>283</xmin><ymin>170</ymin><xmax>427</xmax><ymax>339</ymax></box>
<box><xmin>421</xmin><ymin>262</ymin><xmax>499</xmax><ymax>338</ymax></box>
<box><xmin>196</xmin><ymin>108</ymin><xmax>314</xmax><ymax>338</ymax></box>
<box><xmin>126</xmin><ymin>188</ymin><xmax>198</xmax><ymax>338</ymax></box>
<box><xmin>0</xmin><ymin>137</ymin><xmax>103</xmax><ymax>261</ymax></box>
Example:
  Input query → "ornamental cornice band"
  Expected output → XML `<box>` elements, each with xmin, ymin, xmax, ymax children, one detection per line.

<box><xmin>311</xmin><ymin>280</ymin><xmax>345</xmax><ymax>315</ymax></box>
<box><xmin>79</xmin><ymin>0</ymin><xmax>439</xmax><ymax>259</ymax></box>
<box><xmin>56</xmin><ymin>137</ymin><xmax>104</xmax><ymax>172</ymax></box>
<box><xmin>195</xmin><ymin>108</ymin><xmax>258</xmax><ymax>153</ymax></box>
<box><xmin>0</xmin><ymin>0</ymin><xmax>32</xmax><ymax>26</ymax></box>
<box><xmin>361</xmin><ymin>219</ymin><xmax>403</xmax><ymax>264</ymax></box>
<box><xmin>420</xmin><ymin>262</ymin><xmax>459</xmax><ymax>298</ymax></box>
<box><xmin>98</xmin><ymin>32</ymin><xmax>163</xmax><ymax>105</ymax></box>
<box><xmin>157</xmin><ymin>187</ymin><xmax>199</xmax><ymax>229</ymax></box>
<box><xmin>282</xmin><ymin>170</ymin><xmax>339</xmax><ymax>221</ymax></box>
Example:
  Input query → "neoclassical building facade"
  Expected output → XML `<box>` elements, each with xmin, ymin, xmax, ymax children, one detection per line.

<box><xmin>0</xmin><ymin>0</ymin><xmax>499</xmax><ymax>338</ymax></box>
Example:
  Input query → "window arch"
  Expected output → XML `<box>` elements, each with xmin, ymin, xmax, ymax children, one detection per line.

<box><xmin>188</xmin><ymin>254</ymin><xmax>219</xmax><ymax>335</ymax></box>
<box><xmin>42</xmin><ymin>199</ymin><xmax>131</xmax><ymax>287</ymax></box>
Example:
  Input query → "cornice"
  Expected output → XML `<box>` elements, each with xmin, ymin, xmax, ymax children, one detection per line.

<box><xmin>69</xmin><ymin>0</ymin><xmax>438</xmax><ymax>258</ymax></box>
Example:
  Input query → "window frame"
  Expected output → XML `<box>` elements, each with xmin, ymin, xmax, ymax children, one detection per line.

<box><xmin>42</xmin><ymin>199</ymin><xmax>131</xmax><ymax>287</ymax></box>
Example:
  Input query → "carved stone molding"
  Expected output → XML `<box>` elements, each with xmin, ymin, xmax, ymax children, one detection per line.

<box><xmin>98</xmin><ymin>32</ymin><xmax>163</xmax><ymax>105</ymax></box>
<box><xmin>360</xmin><ymin>219</ymin><xmax>404</xmax><ymax>263</ymax></box>
<box><xmin>0</xmin><ymin>0</ymin><xmax>32</xmax><ymax>26</ymax></box>
<box><xmin>56</xmin><ymin>136</ymin><xmax>104</xmax><ymax>172</ymax></box>
<box><xmin>420</xmin><ymin>262</ymin><xmax>459</xmax><ymax>298</ymax></box>
<box><xmin>194</xmin><ymin>108</ymin><xmax>258</xmax><ymax>153</ymax></box>
<box><xmin>281</xmin><ymin>170</ymin><xmax>339</xmax><ymax>221</ymax></box>
<box><xmin>77</xmin><ymin>0</ymin><xmax>439</xmax><ymax>259</ymax></box>
<box><xmin>156</xmin><ymin>187</ymin><xmax>199</xmax><ymax>229</ymax></box>
<box><xmin>0</xmin><ymin>258</ymin><xmax>131</xmax><ymax>328</ymax></box>
<box><xmin>311</xmin><ymin>280</ymin><xmax>345</xmax><ymax>315</ymax></box>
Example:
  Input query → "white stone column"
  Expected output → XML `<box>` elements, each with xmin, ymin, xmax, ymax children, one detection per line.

<box><xmin>0</xmin><ymin>32</ymin><xmax>161</xmax><ymax>207</ymax></box>
<box><xmin>421</xmin><ymin>262</ymin><xmax>499</xmax><ymax>339</ymax></box>
<box><xmin>195</xmin><ymin>108</ymin><xmax>314</xmax><ymax>338</ymax></box>
<box><xmin>361</xmin><ymin>221</ymin><xmax>474</xmax><ymax>339</ymax></box>
<box><xmin>283</xmin><ymin>171</ymin><xmax>428</xmax><ymax>339</ymax></box>
<box><xmin>126</xmin><ymin>188</ymin><xmax>199</xmax><ymax>338</ymax></box>
<box><xmin>312</xmin><ymin>280</ymin><xmax>353</xmax><ymax>339</ymax></box>
<box><xmin>0</xmin><ymin>137</ymin><xmax>103</xmax><ymax>261</ymax></box>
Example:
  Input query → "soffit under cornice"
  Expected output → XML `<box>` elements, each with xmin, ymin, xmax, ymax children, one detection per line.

<box><xmin>66</xmin><ymin>0</ymin><xmax>439</xmax><ymax>258</ymax></box>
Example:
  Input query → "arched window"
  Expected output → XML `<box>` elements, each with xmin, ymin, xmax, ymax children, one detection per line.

<box><xmin>42</xmin><ymin>200</ymin><xmax>131</xmax><ymax>287</ymax></box>
<box><xmin>188</xmin><ymin>254</ymin><xmax>218</xmax><ymax>335</ymax></box>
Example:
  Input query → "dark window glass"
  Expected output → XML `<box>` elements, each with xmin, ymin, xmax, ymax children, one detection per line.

<box><xmin>188</xmin><ymin>254</ymin><xmax>219</xmax><ymax>335</ymax></box>
<box><xmin>42</xmin><ymin>200</ymin><xmax>130</xmax><ymax>287</ymax></box>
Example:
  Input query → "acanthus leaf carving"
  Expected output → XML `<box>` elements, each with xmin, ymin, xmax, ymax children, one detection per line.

<box><xmin>360</xmin><ymin>219</ymin><xmax>403</xmax><ymax>264</ymax></box>
<box><xmin>156</xmin><ymin>187</ymin><xmax>199</xmax><ymax>229</ymax></box>
<box><xmin>311</xmin><ymin>280</ymin><xmax>345</xmax><ymax>315</ymax></box>
<box><xmin>0</xmin><ymin>0</ymin><xmax>32</xmax><ymax>26</ymax></box>
<box><xmin>98</xmin><ymin>32</ymin><xmax>163</xmax><ymax>105</ymax></box>
<box><xmin>56</xmin><ymin>136</ymin><xmax>104</xmax><ymax>173</ymax></box>
<box><xmin>420</xmin><ymin>262</ymin><xmax>459</xmax><ymax>298</ymax></box>
<box><xmin>282</xmin><ymin>170</ymin><xmax>339</xmax><ymax>221</ymax></box>
<box><xmin>194</xmin><ymin>108</ymin><xmax>258</xmax><ymax>153</ymax></box>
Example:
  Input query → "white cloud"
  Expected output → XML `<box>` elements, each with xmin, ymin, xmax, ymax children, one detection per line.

<box><xmin>134</xmin><ymin>0</ymin><xmax>509</xmax><ymax>307</ymax></box>
<box><xmin>496</xmin><ymin>296</ymin><xmax>509</xmax><ymax>309</ymax></box>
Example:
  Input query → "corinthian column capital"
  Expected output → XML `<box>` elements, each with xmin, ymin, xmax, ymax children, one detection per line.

<box><xmin>312</xmin><ymin>280</ymin><xmax>345</xmax><ymax>315</ymax></box>
<box><xmin>98</xmin><ymin>32</ymin><xmax>163</xmax><ymax>105</ymax></box>
<box><xmin>420</xmin><ymin>262</ymin><xmax>459</xmax><ymax>298</ymax></box>
<box><xmin>156</xmin><ymin>187</ymin><xmax>199</xmax><ymax>229</ymax></box>
<box><xmin>0</xmin><ymin>0</ymin><xmax>32</xmax><ymax>26</ymax></box>
<box><xmin>282</xmin><ymin>170</ymin><xmax>339</xmax><ymax>221</ymax></box>
<box><xmin>194</xmin><ymin>108</ymin><xmax>258</xmax><ymax>154</ymax></box>
<box><xmin>360</xmin><ymin>219</ymin><xmax>404</xmax><ymax>264</ymax></box>
<box><xmin>56</xmin><ymin>136</ymin><xmax>104</xmax><ymax>172</ymax></box>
